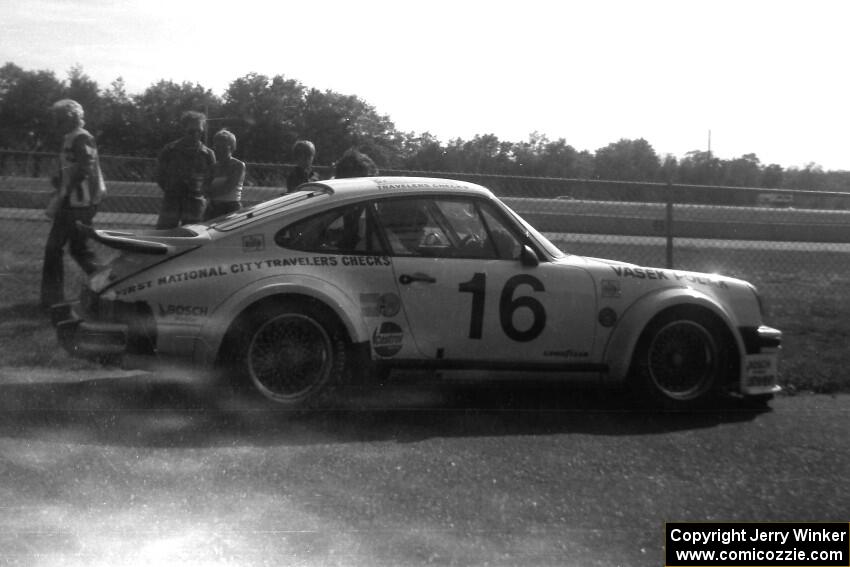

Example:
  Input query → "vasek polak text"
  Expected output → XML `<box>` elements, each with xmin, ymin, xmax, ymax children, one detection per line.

<box><xmin>610</xmin><ymin>266</ymin><xmax>729</xmax><ymax>288</ymax></box>
<box><xmin>670</xmin><ymin>526</ymin><xmax>848</xmax><ymax>546</ymax></box>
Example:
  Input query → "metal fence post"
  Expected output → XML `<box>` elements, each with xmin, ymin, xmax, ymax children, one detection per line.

<box><xmin>666</xmin><ymin>181</ymin><xmax>674</xmax><ymax>269</ymax></box>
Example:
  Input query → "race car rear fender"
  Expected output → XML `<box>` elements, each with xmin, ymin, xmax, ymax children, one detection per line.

<box><xmin>194</xmin><ymin>276</ymin><xmax>369</xmax><ymax>367</ymax></box>
<box><xmin>602</xmin><ymin>287</ymin><xmax>742</xmax><ymax>386</ymax></box>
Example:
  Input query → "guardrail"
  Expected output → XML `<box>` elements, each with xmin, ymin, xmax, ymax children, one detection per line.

<box><xmin>4</xmin><ymin>162</ymin><xmax>849</xmax><ymax>308</ymax></box>
<box><xmin>4</xmin><ymin>176</ymin><xmax>850</xmax><ymax>247</ymax></box>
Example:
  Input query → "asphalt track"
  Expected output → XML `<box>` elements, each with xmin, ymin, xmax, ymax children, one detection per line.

<box><xmin>0</xmin><ymin>366</ymin><xmax>847</xmax><ymax>566</ymax></box>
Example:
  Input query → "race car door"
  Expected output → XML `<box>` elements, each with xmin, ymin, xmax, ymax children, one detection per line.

<box><xmin>274</xmin><ymin>200</ymin><xmax>421</xmax><ymax>360</ymax></box>
<box><xmin>374</xmin><ymin>196</ymin><xmax>598</xmax><ymax>365</ymax></box>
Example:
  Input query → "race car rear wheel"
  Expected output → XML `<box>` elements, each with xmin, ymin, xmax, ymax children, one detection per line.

<box><xmin>630</xmin><ymin>309</ymin><xmax>732</xmax><ymax>409</ymax></box>
<box><xmin>229</xmin><ymin>300</ymin><xmax>346</xmax><ymax>409</ymax></box>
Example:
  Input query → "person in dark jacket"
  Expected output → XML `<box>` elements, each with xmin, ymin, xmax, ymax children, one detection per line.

<box><xmin>155</xmin><ymin>111</ymin><xmax>215</xmax><ymax>228</ymax></box>
<box><xmin>40</xmin><ymin>99</ymin><xmax>106</xmax><ymax>309</ymax></box>
<box><xmin>285</xmin><ymin>140</ymin><xmax>319</xmax><ymax>192</ymax></box>
<box><xmin>333</xmin><ymin>148</ymin><xmax>379</xmax><ymax>178</ymax></box>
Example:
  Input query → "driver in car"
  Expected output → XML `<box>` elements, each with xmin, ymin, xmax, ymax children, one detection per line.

<box><xmin>378</xmin><ymin>200</ymin><xmax>430</xmax><ymax>255</ymax></box>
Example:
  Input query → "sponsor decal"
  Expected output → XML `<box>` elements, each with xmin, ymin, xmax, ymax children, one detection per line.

<box><xmin>144</xmin><ymin>255</ymin><xmax>394</xmax><ymax>291</ymax></box>
<box><xmin>157</xmin><ymin>303</ymin><xmax>209</xmax><ymax>320</ymax></box>
<box><xmin>378</xmin><ymin>293</ymin><xmax>401</xmax><ymax>317</ymax></box>
<box><xmin>609</xmin><ymin>266</ymin><xmax>729</xmax><ymax>289</ymax></box>
<box><xmin>746</xmin><ymin>359</ymin><xmax>773</xmax><ymax>371</ymax></box>
<box><xmin>543</xmin><ymin>349</ymin><xmax>589</xmax><ymax>358</ymax></box>
<box><xmin>372</xmin><ymin>321</ymin><xmax>404</xmax><ymax>357</ymax></box>
<box><xmin>157</xmin><ymin>265</ymin><xmax>230</xmax><ymax>286</ymax></box>
<box><xmin>598</xmin><ymin>307</ymin><xmax>618</xmax><ymax>327</ymax></box>
<box><xmin>340</xmin><ymin>255</ymin><xmax>392</xmax><ymax>267</ymax></box>
<box><xmin>262</xmin><ymin>257</ymin><xmax>338</xmax><ymax>268</ymax></box>
<box><xmin>242</xmin><ymin>234</ymin><xmax>265</xmax><ymax>252</ymax></box>
<box><xmin>114</xmin><ymin>280</ymin><xmax>154</xmax><ymax>297</ymax></box>
<box><xmin>610</xmin><ymin>266</ymin><xmax>670</xmax><ymax>281</ymax></box>
<box><xmin>745</xmin><ymin>354</ymin><xmax>777</xmax><ymax>388</ymax></box>
<box><xmin>373</xmin><ymin>179</ymin><xmax>462</xmax><ymax>191</ymax></box>
<box><xmin>600</xmin><ymin>279</ymin><xmax>621</xmax><ymax>298</ymax></box>
<box><xmin>260</xmin><ymin>256</ymin><xmax>391</xmax><ymax>268</ymax></box>
<box><xmin>361</xmin><ymin>293</ymin><xmax>402</xmax><ymax>317</ymax></box>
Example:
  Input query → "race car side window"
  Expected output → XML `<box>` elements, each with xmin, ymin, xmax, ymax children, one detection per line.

<box><xmin>477</xmin><ymin>202</ymin><xmax>523</xmax><ymax>260</ymax></box>
<box><xmin>429</xmin><ymin>199</ymin><xmax>498</xmax><ymax>259</ymax></box>
<box><xmin>372</xmin><ymin>197</ymin><xmax>524</xmax><ymax>259</ymax></box>
<box><xmin>431</xmin><ymin>198</ymin><xmax>523</xmax><ymax>260</ymax></box>
<box><xmin>373</xmin><ymin>198</ymin><xmax>451</xmax><ymax>257</ymax></box>
<box><xmin>274</xmin><ymin>203</ymin><xmax>386</xmax><ymax>254</ymax></box>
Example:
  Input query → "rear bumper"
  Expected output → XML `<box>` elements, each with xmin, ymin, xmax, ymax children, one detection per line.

<box><xmin>53</xmin><ymin>302</ymin><xmax>129</xmax><ymax>358</ymax></box>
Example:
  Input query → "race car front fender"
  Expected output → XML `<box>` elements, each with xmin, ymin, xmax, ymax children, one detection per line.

<box><xmin>601</xmin><ymin>287</ymin><xmax>740</xmax><ymax>386</ymax></box>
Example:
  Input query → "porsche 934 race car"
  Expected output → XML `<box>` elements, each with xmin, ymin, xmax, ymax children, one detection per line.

<box><xmin>53</xmin><ymin>176</ymin><xmax>781</xmax><ymax>409</ymax></box>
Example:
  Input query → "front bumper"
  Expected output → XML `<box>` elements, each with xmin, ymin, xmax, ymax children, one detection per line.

<box><xmin>739</xmin><ymin>325</ymin><xmax>782</xmax><ymax>396</ymax></box>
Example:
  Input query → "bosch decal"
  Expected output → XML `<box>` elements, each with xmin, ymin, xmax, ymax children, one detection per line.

<box><xmin>158</xmin><ymin>304</ymin><xmax>209</xmax><ymax>319</ymax></box>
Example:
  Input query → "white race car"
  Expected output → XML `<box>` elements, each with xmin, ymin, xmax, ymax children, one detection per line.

<box><xmin>54</xmin><ymin>177</ymin><xmax>781</xmax><ymax>409</ymax></box>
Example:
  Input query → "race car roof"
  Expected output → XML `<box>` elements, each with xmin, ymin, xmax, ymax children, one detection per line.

<box><xmin>302</xmin><ymin>176</ymin><xmax>495</xmax><ymax>199</ymax></box>
<box><xmin>208</xmin><ymin>177</ymin><xmax>497</xmax><ymax>232</ymax></box>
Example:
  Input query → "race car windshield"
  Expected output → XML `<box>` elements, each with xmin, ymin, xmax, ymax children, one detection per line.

<box><xmin>504</xmin><ymin>206</ymin><xmax>566</xmax><ymax>259</ymax></box>
<box><xmin>207</xmin><ymin>190</ymin><xmax>331</xmax><ymax>231</ymax></box>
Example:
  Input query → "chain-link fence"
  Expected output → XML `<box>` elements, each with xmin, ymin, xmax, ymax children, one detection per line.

<box><xmin>2</xmin><ymin>149</ymin><xmax>849</xmax><ymax>315</ymax></box>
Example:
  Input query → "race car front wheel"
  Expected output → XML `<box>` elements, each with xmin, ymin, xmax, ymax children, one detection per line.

<box><xmin>629</xmin><ymin>309</ymin><xmax>733</xmax><ymax>409</ymax></box>
<box><xmin>230</xmin><ymin>300</ymin><xmax>347</xmax><ymax>409</ymax></box>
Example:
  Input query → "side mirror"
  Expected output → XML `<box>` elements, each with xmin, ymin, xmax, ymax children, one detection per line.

<box><xmin>520</xmin><ymin>245</ymin><xmax>540</xmax><ymax>267</ymax></box>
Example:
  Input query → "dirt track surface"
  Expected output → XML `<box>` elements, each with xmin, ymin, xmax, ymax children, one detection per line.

<box><xmin>0</xmin><ymin>367</ymin><xmax>847</xmax><ymax>566</ymax></box>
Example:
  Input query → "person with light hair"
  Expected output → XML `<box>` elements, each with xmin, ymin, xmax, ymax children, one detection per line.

<box><xmin>40</xmin><ymin>98</ymin><xmax>106</xmax><ymax>309</ymax></box>
<box><xmin>204</xmin><ymin>128</ymin><xmax>246</xmax><ymax>219</ymax></box>
<box><xmin>155</xmin><ymin>110</ymin><xmax>215</xmax><ymax>228</ymax></box>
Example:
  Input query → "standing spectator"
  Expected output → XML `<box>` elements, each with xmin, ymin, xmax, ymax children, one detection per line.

<box><xmin>333</xmin><ymin>148</ymin><xmax>379</xmax><ymax>178</ymax></box>
<box><xmin>40</xmin><ymin>99</ymin><xmax>106</xmax><ymax>309</ymax></box>
<box><xmin>333</xmin><ymin>149</ymin><xmax>379</xmax><ymax>244</ymax></box>
<box><xmin>155</xmin><ymin>111</ymin><xmax>215</xmax><ymax>228</ymax></box>
<box><xmin>205</xmin><ymin>129</ymin><xmax>246</xmax><ymax>219</ymax></box>
<box><xmin>285</xmin><ymin>140</ymin><xmax>319</xmax><ymax>192</ymax></box>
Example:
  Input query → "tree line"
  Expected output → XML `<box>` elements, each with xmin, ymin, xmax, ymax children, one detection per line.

<box><xmin>1</xmin><ymin>62</ymin><xmax>848</xmax><ymax>192</ymax></box>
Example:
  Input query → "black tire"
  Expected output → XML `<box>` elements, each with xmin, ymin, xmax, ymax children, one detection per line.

<box><xmin>629</xmin><ymin>309</ymin><xmax>733</xmax><ymax>409</ymax></box>
<box><xmin>227</xmin><ymin>300</ymin><xmax>347</xmax><ymax>409</ymax></box>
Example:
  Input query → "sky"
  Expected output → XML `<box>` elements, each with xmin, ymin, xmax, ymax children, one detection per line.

<box><xmin>2</xmin><ymin>0</ymin><xmax>850</xmax><ymax>170</ymax></box>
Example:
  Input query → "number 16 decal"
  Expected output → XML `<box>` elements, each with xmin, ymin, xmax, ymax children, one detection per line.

<box><xmin>458</xmin><ymin>273</ymin><xmax>546</xmax><ymax>342</ymax></box>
